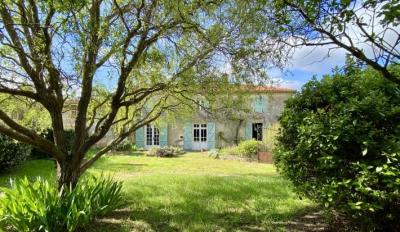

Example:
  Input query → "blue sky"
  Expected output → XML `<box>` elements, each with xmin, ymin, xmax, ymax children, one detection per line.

<box><xmin>273</xmin><ymin>45</ymin><xmax>347</xmax><ymax>90</ymax></box>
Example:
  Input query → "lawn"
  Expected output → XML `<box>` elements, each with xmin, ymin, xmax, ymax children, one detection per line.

<box><xmin>0</xmin><ymin>152</ymin><xmax>316</xmax><ymax>232</ymax></box>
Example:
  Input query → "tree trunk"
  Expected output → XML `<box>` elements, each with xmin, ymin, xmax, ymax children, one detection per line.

<box><xmin>234</xmin><ymin>119</ymin><xmax>244</xmax><ymax>145</ymax></box>
<box><xmin>56</xmin><ymin>158</ymin><xmax>80</xmax><ymax>190</ymax></box>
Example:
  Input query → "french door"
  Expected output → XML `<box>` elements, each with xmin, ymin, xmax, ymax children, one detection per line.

<box><xmin>146</xmin><ymin>125</ymin><xmax>160</xmax><ymax>147</ymax></box>
<box><xmin>193</xmin><ymin>124</ymin><xmax>207</xmax><ymax>150</ymax></box>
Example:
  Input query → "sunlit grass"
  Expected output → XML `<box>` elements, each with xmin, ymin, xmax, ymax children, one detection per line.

<box><xmin>0</xmin><ymin>152</ymin><xmax>314</xmax><ymax>231</ymax></box>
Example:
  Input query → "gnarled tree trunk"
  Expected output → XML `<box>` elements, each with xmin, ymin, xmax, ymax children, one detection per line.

<box><xmin>56</xmin><ymin>157</ymin><xmax>81</xmax><ymax>190</ymax></box>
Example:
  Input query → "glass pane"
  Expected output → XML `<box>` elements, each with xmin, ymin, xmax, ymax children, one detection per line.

<box><xmin>154</xmin><ymin>128</ymin><xmax>159</xmax><ymax>145</ymax></box>
<box><xmin>193</xmin><ymin>129</ymin><xmax>200</xmax><ymax>141</ymax></box>
<box><xmin>201</xmin><ymin>129</ymin><xmax>207</xmax><ymax>141</ymax></box>
<box><xmin>146</xmin><ymin>126</ymin><xmax>152</xmax><ymax>145</ymax></box>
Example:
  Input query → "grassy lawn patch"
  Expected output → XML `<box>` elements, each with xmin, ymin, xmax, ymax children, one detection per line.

<box><xmin>1</xmin><ymin>152</ymin><xmax>315</xmax><ymax>231</ymax></box>
<box><xmin>0</xmin><ymin>159</ymin><xmax>55</xmax><ymax>188</ymax></box>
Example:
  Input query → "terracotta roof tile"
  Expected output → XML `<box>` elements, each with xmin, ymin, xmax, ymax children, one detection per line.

<box><xmin>239</xmin><ymin>85</ymin><xmax>295</xmax><ymax>93</ymax></box>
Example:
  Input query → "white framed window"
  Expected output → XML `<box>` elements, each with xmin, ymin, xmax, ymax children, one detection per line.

<box><xmin>146</xmin><ymin>125</ymin><xmax>160</xmax><ymax>146</ymax></box>
<box><xmin>193</xmin><ymin>124</ymin><xmax>207</xmax><ymax>142</ymax></box>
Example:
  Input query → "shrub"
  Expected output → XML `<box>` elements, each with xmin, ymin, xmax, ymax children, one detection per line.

<box><xmin>0</xmin><ymin>175</ymin><xmax>123</xmax><ymax>232</ymax></box>
<box><xmin>208</xmin><ymin>149</ymin><xmax>220</xmax><ymax>159</ymax></box>
<box><xmin>0</xmin><ymin>133</ymin><xmax>31</xmax><ymax>172</ymax></box>
<box><xmin>237</xmin><ymin>139</ymin><xmax>260</xmax><ymax>157</ymax></box>
<box><xmin>31</xmin><ymin>129</ymin><xmax>75</xmax><ymax>159</ymax></box>
<box><xmin>147</xmin><ymin>146</ymin><xmax>184</xmax><ymax>157</ymax></box>
<box><xmin>274</xmin><ymin>68</ymin><xmax>400</xmax><ymax>231</ymax></box>
<box><xmin>114</xmin><ymin>140</ymin><xmax>136</xmax><ymax>152</ymax></box>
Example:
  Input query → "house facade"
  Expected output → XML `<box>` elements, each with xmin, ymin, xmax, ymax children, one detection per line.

<box><xmin>135</xmin><ymin>86</ymin><xmax>294</xmax><ymax>150</ymax></box>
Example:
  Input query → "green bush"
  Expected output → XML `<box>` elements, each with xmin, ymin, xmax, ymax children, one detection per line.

<box><xmin>31</xmin><ymin>129</ymin><xmax>75</xmax><ymax>159</ymax></box>
<box><xmin>0</xmin><ymin>133</ymin><xmax>31</xmax><ymax>172</ymax></box>
<box><xmin>208</xmin><ymin>149</ymin><xmax>220</xmax><ymax>159</ymax></box>
<box><xmin>147</xmin><ymin>146</ymin><xmax>184</xmax><ymax>157</ymax></box>
<box><xmin>237</xmin><ymin>139</ymin><xmax>260</xmax><ymax>157</ymax></box>
<box><xmin>114</xmin><ymin>140</ymin><xmax>136</xmax><ymax>152</ymax></box>
<box><xmin>0</xmin><ymin>175</ymin><xmax>123</xmax><ymax>232</ymax></box>
<box><xmin>274</xmin><ymin>68</ymin><xmax>400</xmax><ymax>231</ymax></box>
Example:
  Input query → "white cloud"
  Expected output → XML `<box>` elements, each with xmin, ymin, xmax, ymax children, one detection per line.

<box><xmin>289</xmin><ymin>45</ymin><xmax>346</xmax><ymax>74</ymax></box>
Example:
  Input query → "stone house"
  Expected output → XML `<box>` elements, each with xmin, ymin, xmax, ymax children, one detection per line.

<box><xmin>135</xmin><ymin>86</ymin><xmax>294</xmax><ymax>151</ymax></box>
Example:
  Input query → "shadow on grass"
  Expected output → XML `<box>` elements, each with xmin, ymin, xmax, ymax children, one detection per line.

<box><xmin>0</xmin><ymin>159</ymin><xmax>55</xmax><ymax>188</ymax></box>
<box><xmin>112</xmin><ymin>175</ymin><xmax>318</xmax><ymax>232</ymax></box>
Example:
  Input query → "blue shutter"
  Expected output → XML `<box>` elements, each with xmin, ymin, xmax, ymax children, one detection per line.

<box><xmin>254</xmin><ymin>96</ymin><xmax>264</xmax><ymax>113</ymax></box>
<box><xmin>245</xmin><ymin>122</ymin><xmax>252</xmax><ymax>140</ymax></box>
<box><xmin>159</xmin><ymin>125</ymin><xmax>168</xmax><ymax>147</ymax></box>
<box><xmin>207</xmin><ymin>122</ymin><xmax>215</xmax><ymax>150</ymax></box>
<box><xmin>135</xmin><ymin>127</ymin><xmax>145</xmax><ymax>148</ymax></box>
<box><xmin>183</xmin><ymin>122</ymin><xmax>192</xmax><ymax>150</ymax></box>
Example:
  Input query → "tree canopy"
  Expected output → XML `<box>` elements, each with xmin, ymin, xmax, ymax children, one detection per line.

<box><xmin>265</xmin><ymin>0</ymin><xmax>400</xmax><ymax>84</ymax></box>
<box><xmin>0</xmin><ymin>0</ymin><xmax>282</xmax><ymax>187</ymax></box>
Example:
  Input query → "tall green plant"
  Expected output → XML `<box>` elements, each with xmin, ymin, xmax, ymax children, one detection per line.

<box><xmin>0</xmin><ymin>176</ymin><xmax>123</xmax><ymax>232</ymax></box>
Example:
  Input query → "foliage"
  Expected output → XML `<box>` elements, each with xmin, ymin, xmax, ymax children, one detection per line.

<box><xmin>237</xmin><ymin>139</ymin><xmax>260</xmax><ymax>157</ymax></box>
<box><xmin>147</xmin><ymin>146</ymin><xmax>184</xmax><ymax>157</ymax></box>
<box><xmin>208</xmin><ymin>149</ymin><xmax>220</xmax><ymax>159</ymax></box>
<box><xmin>0</xmin><ymin>94</ymin><xmax>52</xmax><ymax>132</ymax></box>
<box><xmin>0</xmin><ymin>176</ymin><xmax>123</xmax><ymax>232</ymax></box>
<box><xmin>268</xmin><ymin>0</ymin><xmax>400</xmax><ymax>84</ymax></box>
<box><xmin>274</xmin><ymin>67</ymin><xmax>400</xmax><ymax>231</ymax></box>
<box><xmin>114</xmin><ymin>140</ymin><xmax>136</xmax><ymax>152</ymax></box>
<box><xmin>31</xmin><ymin>129</ymin><xmax>76</xmax><ymax>159</ymax></box>
<box><xmin>0</xmin><ymin>133</ymin><xmax>31</xmax><ymax>172</ymax></box>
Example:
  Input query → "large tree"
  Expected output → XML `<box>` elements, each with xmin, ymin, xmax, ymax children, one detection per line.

<box><xmin>0</xmin><ymin>0</ymin><xmax>281</xmax><ymax>188</ymax></box>
<box><xmin>265</xmin><ymin>0</ymin><xmax>400</xmax><ymax>84</ymax></box>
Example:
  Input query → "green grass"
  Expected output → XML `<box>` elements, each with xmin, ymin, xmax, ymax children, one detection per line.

<box><xmin>0</xmin><ymin>159</ymin><xmax>55</xmax><ymax>187</ymax></box>
<box><xmin>0</xmin><ymin>152</ymin><xmax>314</xmax><ymax>231</ymax></box>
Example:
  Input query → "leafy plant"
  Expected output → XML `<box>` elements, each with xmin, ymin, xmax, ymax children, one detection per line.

<box><xmin>0</xmin><ymin>133</ymin><xmax>31</xmax><ymax>172</ymax></box>
<box><xmin>208</xmin><ymin>149</ymin><xmax>220</xmax><ymax>159</ymax></box>
<box><xmin>114</xmin><ymin>140</ymin><xmax>136</xmax><ymax>152</ymax></box>
<box><xmin>237</xmin><ymin>139</ymin><xmax>260</xmax><ymax>157</ymax></box>
<box><xmin>0</xmin><ymin>175</ymin><xmax>123</xmax><ymax>232</ymax></box>
<box><xmin>147</xmin><ymin>146</ymin><xmax>184</xmax><ymax>157</ymax></box>
<box><xmin>274</xmin><ymin>67</ymin><xmax>400</xmax><ymax>231</ymax></box>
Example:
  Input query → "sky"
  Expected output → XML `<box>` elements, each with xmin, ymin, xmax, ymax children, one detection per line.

<box><xmin>272</xmin><ymin>45</ymin><xmax>347</xmax><ymax>90</ymax></box>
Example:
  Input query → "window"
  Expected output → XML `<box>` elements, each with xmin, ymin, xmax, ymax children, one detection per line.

<box><xmin>146</xmin><ymin>126</ymin><xmax>153</xmax><ymax>145</ymax></box>
<box><xmin>193</xmin><ymin>124</ymin><xmax>207</xmax><ymax>142</ymax></box>
<box><xmin>146</xmin><ymin>125</ymin><xmax>160</xmax><ymax>146</ymax></box>
<box><xmin>252</xmin><ymin>123</ymin><xmax>263</xmax><ymax>141</ymax></box>
<box><xmin>254</xmin><ymin>96</ymin><xmax>264</xmax><ymax>113</ymax></box>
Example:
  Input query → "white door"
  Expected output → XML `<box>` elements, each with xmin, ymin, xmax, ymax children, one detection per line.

<box><xmin>145</xmin><ymin>125</ymin><xmax>160</xmax><ymax>148</ymax></box>
<box><xmin>193</xmin><ymin>124</ymin><xmax>207</xmax><ymax>150</ymax></box>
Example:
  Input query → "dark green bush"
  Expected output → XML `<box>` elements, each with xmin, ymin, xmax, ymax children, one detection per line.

<box><xmin>31</xmin><ymin>129</ymin><xmax>75</xmax><ymax>159</ymax></box>
<box><xmin>0</xmin><ymin>175</ymin><xmax>123</xmax><ymax>232</ymax></box>
<box><xmin>274</xmin><ymin>67</ymin><xmax>400</xmax><ymax>231</ymax></box>
<box><xmin>0</xmin><ymin>133</ymin><xmax>31</xmax><ymax>172</ymax></box>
